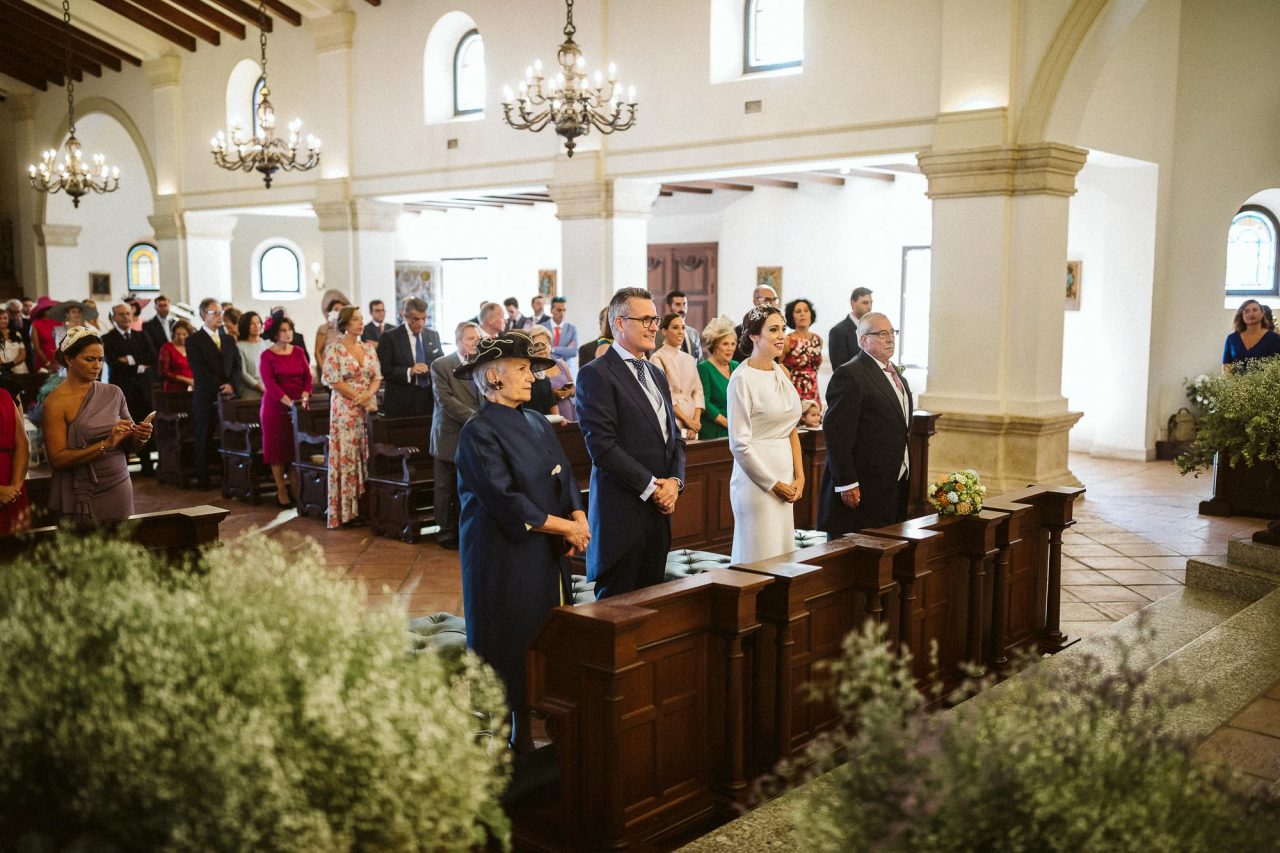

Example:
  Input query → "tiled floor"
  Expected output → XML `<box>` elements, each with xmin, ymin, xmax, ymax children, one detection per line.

<box><xmin>1197</xmin><ymin>679</ymin><xmax>1280</xmax><ymax>785</ymax></box>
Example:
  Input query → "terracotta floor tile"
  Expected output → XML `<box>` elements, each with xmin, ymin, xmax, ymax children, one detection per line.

<box><xmin>1230</xmin><ymin>698</ymin><xmax>1280</xmax><ymax>738</ymax></box>
<box><xmin>1198</xmin><ymin>728</ymin><xmax>1280</xmax><ymax>781</ymax></box>
<box><xmin>1129</xmin><ymin>584</ymin><xmax>1183</xmax><ymax>601</ymax></box>
<box><xmin>1093</xmin><ymin>601</ymin><xmax>1147</xmax><ymax>620</ymax></box>
<box><xmin>1062</xmin><ymin>543</ymin><xmax>1121</xmax><ymax>558</ymax></box>
<box><xmin>1061</xmin><ymin>569</ymin><xmax>1112</xmax><ymax>585</ymax></box>
<box><xmin>1060</xmin><ymin>602</ymin><xmax>1108</xmax><ymax>621</ymax></box>
<box><xmin>1267</xmin><ymin>681</ymin><xmax>1280</xmax><ymax>701</ymax></box>
<box><xmin>1074</xmin><ymin>555</ymin><xmax>1148</xmax><ymax>571</ymax></box>
<box><xmin>1059</xmin><ymin>620</ymin><xmax>1113</xmax><ymax>640</ymax></box>
<box><xmin>1108</xmin><ymin>543</ymin><xmax>1180</xmax><ymax>557</ymax></box>
<box><xmin>1060</xmin><ymin>557</ymin><xmax>1089</xmax><ymax>571</ymax></box>
<box><xmin>1066</xmin><ymin>585</ymin><xmax>1147</xmax><ymax>603</ymax></box>
<box><xmin>1135</xmin><ymin>556</ymin><xmax>1190</xmax><ymax>571</ymax></box>
<box><xmin>1099</xmin><ymin>569</ymin><xmax>1181</xmax><ymax>586</ymax></box>
<box><xmin>1159</xmin><ymin>568</ymin><xmax>1187</xmax><ymax>583</ymax></box>
<box><xmin>1087</xmin><ymin>533</ymin><xmax>1157</xmax><ymax>545</ymax></box>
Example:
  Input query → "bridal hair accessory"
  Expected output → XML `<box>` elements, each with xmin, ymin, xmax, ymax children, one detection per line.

<box><xmin>58</xmin><ymin>324</ymin><xmax>101</xmax><ymax>352</ymax></box>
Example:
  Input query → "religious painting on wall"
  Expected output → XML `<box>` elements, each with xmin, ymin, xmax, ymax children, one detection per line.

<box><xmin>757</xmin><ymin>266</ymin><xmax>782</xmax><ymax>301</ymax></box>
<box><xmin>394</xmin><ymin>261</ymin><xmax>441</xmax><ymax>327</ymax></box>
<box><xmin>89</xmin><ymin>272</ymin><xmax>111</xmax><ymax>297</ymax></box>
<box><xmin>1066</xmin><ymin>260</ymin><xmax>1082</xmax><ymax>311</ymax></box>
<box><xmin>538</xmin><ymin>269</ymin><xmax>557</xmax><ymax>298</ymax></box>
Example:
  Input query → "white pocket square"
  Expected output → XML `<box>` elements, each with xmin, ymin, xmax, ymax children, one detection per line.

<box><xmin>551</xmin><ymin>464</ymin><xmax>562</xmax><ymax>476</ymax></box>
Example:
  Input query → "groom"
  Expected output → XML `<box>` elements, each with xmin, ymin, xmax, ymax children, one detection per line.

<box><xmin>576</xmin><ymin>287</ymin><xmax>686</xmax><ymax>599</ymax></box>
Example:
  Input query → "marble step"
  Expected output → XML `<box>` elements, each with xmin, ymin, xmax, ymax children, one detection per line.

<box><xmin>1187</xmin><ymin>555</ymin><xmax>1280</xmax><ymax>602</ymax></box>
<box><xmin>1227</xmin><ymin>537</ymin><xmax>1280</xmax><ymax>575</ymax></box>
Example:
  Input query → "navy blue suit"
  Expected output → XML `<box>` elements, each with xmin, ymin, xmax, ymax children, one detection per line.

<box><xmin>575</xmin><ymin>346</ymin><xmax>686</xmax><ymax>598</ymax></box>
<box><xmin>456</xmin><ymin>401</ymin><xmax>583</xmax><ymax>714</ymax></box>
<box><xmin>187</xmin><ymin>326</ymin><xmax>241</xmax><ymax>487</ymax></box>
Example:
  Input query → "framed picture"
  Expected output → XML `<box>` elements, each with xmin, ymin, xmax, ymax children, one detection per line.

<box><xmin>1065</xmin><ymin>261</ymin><xmax>1082</xmax><ymax>311</ymax></box>
<box><xmin>89</xmin><ymin>272</ymin><xmax>111</xmax><ymax>297</ymax></box>
<box><xmin>756</xmin><ymin>266</ymin><xmax>782</xmax><ymax>301</ymax></box>
<box><xmin>538</xmin><ymin>269</ymin><xmax>557</xmax><ymax>298</ymax></box>
<box><xmin>394</xmin><ymin>261</ymin><xmax>441</xmax><ymax>327</ymax></box>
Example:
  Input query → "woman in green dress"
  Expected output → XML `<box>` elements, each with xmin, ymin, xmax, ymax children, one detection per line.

<box><xmin>697</xmin><ymin>316</ymin><xmax>739</xmax><ymax>440</ymax></box>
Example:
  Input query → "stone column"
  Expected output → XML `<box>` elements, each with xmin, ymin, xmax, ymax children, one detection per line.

<box><xmin>33</xmin><ymin>224</ymin><xmax>80</xmax><ymax>299</ymax></box>
<box><xmin>183</xmin><ymin>213</ymin><xmax>238</xmax><ymax>305</ymax></box>
<box><xmin>148</xmin><ymin>196</ymin><xmax>188</xmax><ymax>304</ymax></box>
<box><xmin>548</xmin><ymin>152</ymin><xmax>661</xmax><ymax>337</ymax></box>
<box><xmin>313</xmin><ymin>184</ymin><xmax>401</xmax><ymax>314</ymax></box>
<box><xmin>7</xmin><ymin>95</ymin><xmax>43</xmax><ymax>295</ymax></box>
<box><xmin>916</xmin><ymin>143</ymin><xmax>1087</xmax><ymax>491</ymax></box>
<box><xmin>306</xmin><ymin>12</ymin><xmax>356</xmax><ymax>181</ymax></box>
<box><xmin>144</xmin><ymin>55</ymin><xmax>183</xmax><ymax>197</ymax></box>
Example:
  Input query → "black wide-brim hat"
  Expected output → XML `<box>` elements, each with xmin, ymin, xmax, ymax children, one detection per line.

<box><xmin>454</xmin><ymin>330</ymin><xmax>557</xmax><ymax>379</ymax></box>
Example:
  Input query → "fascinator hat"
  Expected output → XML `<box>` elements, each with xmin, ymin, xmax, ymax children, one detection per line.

<box><xmin>58</xmin><ymin>324</ymin><xmax>102</xmax><ymax>353</ymax></box>
<box><xmin>263</xmin><ymin>309</ymin><xmax>291</xmax><ymax>342</ymax></box>
<box><xmin>454</xmin><ymin>330</ymin><xmax>556</xmax><ymax>380</ymax></box>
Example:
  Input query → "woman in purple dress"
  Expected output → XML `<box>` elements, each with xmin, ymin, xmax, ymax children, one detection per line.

<box><xmin>259</xmin><ymin>313</ymin><xmax>312</xmax><ymax>508</ymax></box>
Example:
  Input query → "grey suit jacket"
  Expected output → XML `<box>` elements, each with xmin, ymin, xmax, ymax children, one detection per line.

<box><xmin>429</xmin><ymin>351</ymin><xmax>481</xmax><ymax>461</ymax></box>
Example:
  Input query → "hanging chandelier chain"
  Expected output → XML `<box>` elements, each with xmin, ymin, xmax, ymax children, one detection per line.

<box><xmin>258</xmin><ymin>0</ymin><xmax>268</xmax><ymax>80</ymax></box>
<box><xmin>62</xmin><ymin>0</ymin><xmax>75</xmax><ymax>135</ymax></box>
<box><xmin>563</xmin><ymin>0</ymin><xmax>575</xmax><ymax>39</ymax></box>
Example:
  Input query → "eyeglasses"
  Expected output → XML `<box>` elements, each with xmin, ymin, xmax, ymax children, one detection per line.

<box><xmin>205</xmin><ymin>310</ymin><xmax>223</xmax><ymax>318</ymax></box>
<box><xmin>621</xmin><ymin>315</ymin><xmax>661</xmax><ymax>328</ymax></box>
<box><xmin>862</xmin><ymin>329</ymin><xmax>899</xmax><ymax>341</ymax></box>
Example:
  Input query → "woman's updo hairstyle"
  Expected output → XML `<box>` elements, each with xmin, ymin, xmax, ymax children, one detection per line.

<box><xmin>742</xmin><ymin>304</ymin><xmax>783</xmax><ymax>340</ymax></box>
<box><xmin>337</xmin><ymin>305</ymin><xmax>361</xmax><ymax>334</ymax></box>
<box><xmin>55</xmin><ymin>326</ymin><xmax>102</xmax><ymax>367</ymax></box>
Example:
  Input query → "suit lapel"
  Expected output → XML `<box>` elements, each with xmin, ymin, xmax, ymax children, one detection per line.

<box><xmin>603</xmin><ymin>348</ymin><xmax>665</xmax><ymax>442</ymax></box>
<box><xmin>860</xmin><ymin>355</ymin><xmax>907</xmax><ymax>427</ymax></box>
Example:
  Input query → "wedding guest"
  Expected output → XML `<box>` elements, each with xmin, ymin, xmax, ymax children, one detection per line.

<box><xmin>28</xmin><ymin>296</ymin><xmax>60</xmax><ymax>372</ymax></box>
<box><xmin>221</xmin><ymin>306</ymin><xmax>242</xmax><ymax>343</ymax></box>
<box><xmin>1222</xmin><ymin>298</ymin><xmax>1280</xmax><ymax>374</ymax></box>
<box><xmin>526</xmin><ymin>324</ymin><xmax>575</xmax><ymax>418</ymax></box>
<box><xmin>48</xmin><ymin>300</ymin><xmax>94</xmax><ymax>351</ymax></box>
<box><xmin>734</xmin><ymin>284</ymin><xmax>777</xmax><ymax>362</ymax></box>
<box><xmin>782</xmin><ymin>297</ymin><xmax>823</xmax><ymax>405</ymax></box>
<box><xmin>142</xmin><ymin>293</ymin><xmax>176</xmax><ymax>352</ymax></box>
<box><xmin>82</xmin><ymin>299</ymin><xmax>109</xmax><ymax>334</ymax></box>
<box><xmin>41</xmin><ymin>327</ymin><xmax>152</xmax><ymax>523</ymax></box>
<box><xmin>361</xmin><ymin>299</ymin><xmax>389</xmax><ymax>343</ymax></box>
<box><xmin>101</xmin><ymin>302</ymin><xmax>156</xmax><ymax>476</ymax></box>
<box><xmin>502</xmin><ymin>297</ymin><xmax>527</xmax><ymax>332</ymax></box>
<box><xmin>376</xmin><ymin>296</ymin><xmax>442</xmax><ymax>418</ymax></box>
<box><xmin>526</xmin><ymin>294</ymin><xmax>550</xmax><ymax>329</ymax></box>
<box><xmin>651</xmin><ymin>313</ymin><xmax>703</xmax><ymax>440</ymax></box>
<box><xmin>259</xmin><ymin>313</ymin><xmax>312</xmax><ymax>508</ymax></box>
<box><xmin>453</xmin><ymin>331</ymin><xmax>587</xmax><ymax>751</ymax></box>
<box><xmin>727</xmin><ymin>305</ymin><xmax>803</xmax><ymax>564</ymax></box>
<box><xmin>323</xmin><ymin>306</ymin><xmax>381</xmax><ymax>528</ymax></box>
<box><xmin>578</xmin><ymin>306</ymin><xmax>613</xmax><ymax>368</ymax></box>
<box><xmin>546</xmin><ymin>296</ymin><xmax>579</xmax><ymax>363</ymax></box>
<box><xmin>314</xmin><ymin>290</ymin><xmax>349</xmax><ymax>373</ymax></box>
<box><xmin>799</xmin><ymin>398</ymin><xmax>823</xmax><ymax>429</ymax></box>
<box><xmin>829</xmin><ymin>287</ymin><xmax>874</xmax><ymax>369</ymax></box>
<box><xmin>429</xmin><ymin>321</ymin><xmax>483</xmax><ymax>549</ymax></box>
<box><xmin>664</xmin><ymin>290</ymin><xmax>702</xmax><ymax>360</ymax></box>
<box><xmin>236</xmin><ymin>311</ymin><xmax>268</xmax><ymax>400</ymax></box>
<box><xmin>0</xmin><ymin>308</ymin><xmax>28</xmax><ymax>376</ymax></box>
<box><xmin>0</xmin><ymin>392</ymin><xmax>31</xmax><ymax>535</ymax></box>
<box><xmin>187</xmin><ymin>299</ymin><xmax>241</xmax><ymax>490</ymax></box>
<box><xmin>697</xmin><ymin>316</ymin><xmax>739</xmax><ymax>440</ymax></box>
<box><xmin>158</xmin><ymin>319</ymin><xmax>195</xmax><ymax>392</ymax></box>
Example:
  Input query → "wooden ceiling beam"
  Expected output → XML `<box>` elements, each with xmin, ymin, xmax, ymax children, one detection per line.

<box><xmin>88</xmin><ymin>0</ymin><xmax>199</xmax><ymax>51</ymax></box>
<box><xmin>2</xmin><ymin>28</ymin><xmax>104</xmax><ymax>77</ymax></box>
<box><xmin>469</xmin><ymin>196</ymin><xmax>534</xmax><ymax>206</ymax></box>
<box><xmin>0</xmin><ymin>0</ymin><xmax>141</xmax><ymax>67</ymax></box>
<box><xmin>659</xmin><ymin>190</ymin><xmax>673</xmax><ymax>197</ymax></box>
<box><xmin>259</xmin><ymin>0</ymin><xmax>301</xmax><ymax>26</ymax></box>
<box><xmin>662</xmin><ymin>183</ymin><xmax>714</xmax><ymax>195</ymax></box>
<box><xmin>204</xmin><ymin>0</ymin><xmax>272</xmax><ymax>31</ymax></box>
<box><xmin>785</xmin><ymin>172</ymin><xmax>845</xmax><ymax>187</ymax></box>
<box><xmin>865</xmin><ymin>163</ymin><xmax>921</xmax><ymax>175</ymax></box>
<box><xmin>486</xmin><ymin>195</ymin><xmax>548</xmax><ymax>204</ymax></box>
<box><xmin>364</xmin><ymin>0</ymin><xmax>381</xmax><ymax>5</ymax></box>
<box><xmin>0</xmin><ymin>55</ymin><xmax>54</xmax><ymax>90</ymax></box>
<box><xmin>842</xmin><ymin>168</ymin><xmax>895</xmax><ymax>182</ymax></box>
<box><xmin>1</xmin><ymin>5</ymin><xmax>121</xmax><ymax>72</ymax></box>
<box><xmin>738</xmin><ymin>177</ymin><xmax>799</xmax><ymax>189</ymax></box>
<box><xmin>6</xmin><ymin>40</ymin><xmax>84</xmax><ymax>82</ymax></box>
<box><xmin>165</xmin><ymin>0</ymin><xmax>247</xmax><ymax>39</ymax></box>
<box><xmin>689</xmin><ymin>180</ymin><xmax>753</xmax><ymax>192</ymax></box>
<box><xmin>117</xmin><ymin>0</ymin><xmax>222</xmax><ymax>45</ymax></box>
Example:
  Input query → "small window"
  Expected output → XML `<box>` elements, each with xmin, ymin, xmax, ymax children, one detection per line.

<box><xmin>454</xmin><ymin>30</ymin><xmax>485</xmax><ymax>116</ymax></box>
<box><xmin>251</xmin><ymin>76</ymin><xmax>267</xmax><ymax>138</ymax></box>
<box><xmin>126</xmin><ymin>242</ymin><xmax>159</xmax><ymax>292</ymax></box>
<box><xmin>744</xmin><ymin>0</ymin><xmax>804</xmax><ymax>74</ymax></box>
<box><xmin>259</xmin><ymin>245</ymin><xmax>301</xmax><ymax>295</ymax></box>
<box><xmin>1226</xmin><ymin>205</ymin><xmax>1279</xmax><ymax>296</ymax></box>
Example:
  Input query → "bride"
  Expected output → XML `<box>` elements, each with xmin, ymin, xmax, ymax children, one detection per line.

<box><xmin>726</xmin><ymin>305</ymin><xmax>804</xmax><ymax>564</ymax></box>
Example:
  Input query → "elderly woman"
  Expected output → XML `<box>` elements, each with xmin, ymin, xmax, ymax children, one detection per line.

<box><xmin>41</xmin><ymin>327</ymin><xmax>152</xmax><ymax>524</ymax></box>
<box><xmin>1223</xmin><ymin>298</ymin><xmax>1280</xmax><ymax>374</ymax></box>
<box><xmin>454</xmin><ymin>331</ymin><xmax>589</xmax><ymax>751</ymax></box>
<box><xmin>697</xmin><ymin>316</ymin><xmax>740</xmax><ymax>440</ymax></box>
<box><xmin>526</xmin><ymin>323</ymin><xmax>576</xmax><ymax>420</ymax></box>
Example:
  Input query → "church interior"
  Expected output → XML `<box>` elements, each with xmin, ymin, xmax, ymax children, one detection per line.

<box><xmin>1</xmin><ymin>0</ymin><xmax>1279</xmax><ymax>849</ymax></box>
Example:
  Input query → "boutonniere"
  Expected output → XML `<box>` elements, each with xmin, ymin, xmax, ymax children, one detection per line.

<box><xmin>551</xmin><ymin>464</ymin><xmax>562</xmax><ymax>476</ymax></box>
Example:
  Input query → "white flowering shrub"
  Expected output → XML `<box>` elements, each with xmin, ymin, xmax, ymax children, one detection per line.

<box><xmin>1178</xmin><ymin>356</ymin><xmax>1280</xmax><ymax>475</ymax></box>
<box><xmin>0</xmin><ymin>531</ymin><xmax>511</xmax><ymax>851</ymax></box>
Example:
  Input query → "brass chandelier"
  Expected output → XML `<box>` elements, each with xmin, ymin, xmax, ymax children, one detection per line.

<box><xmin>501</xmin><ymin>0</ymin><xmax>637</xmax><ymax>157</ymax></box>
<box><xmin>29</xmin><ymin>0</ymin><xmax>120</xmax><ymax>208</ymax></box>
<box><xmin>210</xmin><ymin>0</ymin><xmax>319</xmax><ymax>188</ymax></box>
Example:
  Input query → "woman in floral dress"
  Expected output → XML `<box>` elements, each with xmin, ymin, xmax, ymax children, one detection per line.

<box><xmin>323</xmin><ymin>306</ymin><xmax>381</xmax><ymax>528</ymax></box>
<box><xmin>782</xmin><ymin>297</ymin><xmax>823</xmax><ymax>407</ymax></box>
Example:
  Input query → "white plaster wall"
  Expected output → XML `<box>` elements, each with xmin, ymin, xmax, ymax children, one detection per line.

<box><xmin>227</xmin><ymin>214</ymin><xmax>324</xmax><ymax>332</ymax></box>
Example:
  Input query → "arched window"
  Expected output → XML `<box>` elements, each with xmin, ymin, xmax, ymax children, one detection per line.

<box><xmin>251</xmin><ymin>76</ymin><xmax>267</xmax><ymax>138</ymax></box>
<box><xmin>1226</xmin><ymin>205</ymin><xmax>1280</xmax><ymax>296</ymax></box>
<box><xmin>255</xmin><ymin>243</ymin><xmax>302</xmax><ymax>299</ymax></box>
<box><xmin>453</xmin><ymin>29</ymin><xmax>485</xmax><ymax>116</ymax></box>
<box><xmin>226</xmin><ymin>58</ymin><xmax>261</xmax><ymax>136</ymax></box>
<box><xmin>126</xmin><ymin>242</ymin><xmax>160</xmax><ymax>291</ymax></box>
<box><xmin>744</xmin><ymin>0</ymin><xmax>804</xmax><ymax>74</ymax></box>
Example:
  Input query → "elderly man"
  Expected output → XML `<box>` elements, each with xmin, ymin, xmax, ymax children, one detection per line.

<box><xmin>828</xmin><ymin>286</ymin><xmax>874</xmax><ymax>369</ymax></box>
<box><xmin>576</xmin><ymin>287</ymin><xmax>686</xmax><ymax>598</ymax></box>
<box><xmin>664</xmin><ymin>290</ymin><xmax>702</xmax><ymax>360</ymax></box>
<box><xmin>477</xmin><ymin>301</ymin><xmax>506</xmax><ymax>338</ymax></box>
<box><xmin>377</xmin><ymin>297</ymin><xmax>443</xmax><ymax>418</ymax></box>
<box><xmin>429</xmin><ymin>321</ymin><xmax>483</xmax><ymax>549</ymax></box>
<box><xmin>102</xmin><ymin>302</ymin><xmax>157</xmax><ymax>474</ymax></box>
<box><xmin>818</xmin><ymin>311</ymin><xmax>912</xmax><ymax>535</ymax></box>
<box><xmin>734</xmin><ymin>283</ymin><xmax>778</xmax><ymax>361</ymax></box>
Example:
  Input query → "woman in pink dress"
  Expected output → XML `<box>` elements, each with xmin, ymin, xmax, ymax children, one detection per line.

<box><xmin>260</xmin><ymin>313</ymin><xmax>312</xmax><ymax>509</ymax></box>
<box><xmin>782</xmin><ymin>298</ymin><xmax>823</xmax><ymax>406</ymax></box>
<box><xmin>323</xmin><ymin>306</ymin><xmax>381</xmax><ymax>528</ymax></box>
<box><xmin>0</xmin><ymin>392</ymin><xmax>31</xmax><ymax>536</ymax></box>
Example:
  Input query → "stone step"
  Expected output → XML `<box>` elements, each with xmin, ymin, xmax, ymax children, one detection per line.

<box><xmin>1227</xmin><ymin>537</ymin><xmax>1280</xmax><ymax>575</ymax></box>
<box><xmin>1187</xmin><ymin>555</ymin><xmax>1280</xmax><ymax>602</ymax></box>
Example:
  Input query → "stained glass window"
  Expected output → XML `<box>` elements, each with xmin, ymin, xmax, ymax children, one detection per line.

<box><xmin>1226</xmin><ymin>206</ymin><xmax>1279</xmax><ymax>296</ymax></box>
<box><xmin>126</xmin><ymin>242</ymin><xmax>159</xmax><ymax>292</ymax></box>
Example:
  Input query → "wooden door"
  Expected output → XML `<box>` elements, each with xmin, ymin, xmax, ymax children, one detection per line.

<box><xmin>647</xmin><ymin>242</ymin><xmax>718</xmax><ymax>335</ymax></box>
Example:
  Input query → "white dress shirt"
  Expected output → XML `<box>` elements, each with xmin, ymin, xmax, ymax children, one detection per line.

<box><xmin>611</xmin><ymin>342</ymin><xmax>672</xmax><ymax>500</ymax></box>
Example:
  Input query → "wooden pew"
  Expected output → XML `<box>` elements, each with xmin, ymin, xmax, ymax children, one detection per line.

<box><xmin>153</xmin><ymin>390</ymin><xmax>200</xmax><ymax>488</ymax></box>
<box><xmin>516</xmin><ymin>569</ymin><xmax>773</xmax><ymax>851</ymax></box>
<box><xmin>1</xmin><ymin>505</ymin><xmax>230</xmax><ymax>564</ymax></box>
<box><xmin>290</xmin><ymin>395</ymin><xmax>330</xmax><ymax>520</ymax></box>
<box><xmin>365</xmin><ymin>413</ymin><xmax>434</xmax><ymax>542</ymax></box>
<box><xmin>9</xmin><ymin>372</ymin><xmax>44</xmax><ymax>410</ymax></box>
<box><xmin>217</xmin><ymin>396</ymin><xmax>273</xmax><ymax>503</ymax></box>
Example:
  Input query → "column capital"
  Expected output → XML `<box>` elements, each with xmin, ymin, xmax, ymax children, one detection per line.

<box><xmin>549</xmin><ymin>177</ymin><xmax>661</xmax><ymax>220</ymax></box>
<box><xmin>917</xmin><ymin>143</ymin><xmax>1087</xmax><ymax>199</ymax></box>
<box><xmin>6</xmin><ymin>94</ymin><xmax>37</xmax><ymax>123</ymax></box>
<box><xmin>33</xmin><ymin>223</ymin><xmax>81</xmax><ymax>247</ymax></box>
<box><xmin>307</xmin><ymin>11</ymin><xmax>356</xmax><ymax>52</ymax></box>
<box><xmin>143</xmin><ymin>55</ymin><xmax>182</xmax><ymax>89</ymax></box>
<box><xmin>184</xmin><ymin>213</ymin><xmax>238</xmax><ymax>240</ymax></box>
<box><xmin>148</xmin><ymin>212</ymin><xmax>186</xmax><ymax>241</ymax></box>
<box><xmin>314</xmin><ymin>199</ymin><xmax>401</xmax><ymax>233</ymax></box>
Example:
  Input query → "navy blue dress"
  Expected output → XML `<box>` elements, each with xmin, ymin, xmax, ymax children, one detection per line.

<box><xmin>455</xmin><ymin>401</ymin><xmax>583</xmax><ymax>713</ymax></box>
<box><xmin>1223</xmin><ymin>330</ymin><xmax>1280</xmax><ymax>372</ymax></box>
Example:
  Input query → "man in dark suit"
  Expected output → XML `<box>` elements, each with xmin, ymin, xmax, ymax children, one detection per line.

<box><xmin>141</xmin><ymin>293</ymin><xmax>176</xmax><ymax>354</ymax></box>
<box><xmin>361</xmin><ymin>299</ymin><xmax>390</xmax><ymax>343</ymax></box>
<box><xmin>187</xmin><ymin>297</ymin><xmax>242</xmax><ymax>489</ymax></box>
<box><xmin>102</xmin><ymin>302</ymin><xmax>157</xmax><ymax>474</ymax></box>
<box><xmin>429</xmin><ymin>321</ymin><xmax>483</xmax><ymax>549</ymax></box>
<box><xmin>818</xmin><ymin>312</ymin><xmax>912</xmax><ymax>536</ymax></box>
<box><xmin>501</xmin><ymin>297</ymin><xmax>528</xmax><ymax>332</ymax></box>
<box><xmin>733</xmin><ymin>284</ymin><xmax>778</xmax><ymax>362</ymax></box>
<box><xmin>827</xmin><ymin>286</ymin><xmax>874</xmax><ymax>369</ymax></box>
<box><xmin>576</xmin><ymin>287</ymin><xmax>687</xmax><ymax>599</ymax></box>
<box><xmin>377</xmin><ymin>296</ymin><xmax>443</xmax><ymax>418</ymax></box>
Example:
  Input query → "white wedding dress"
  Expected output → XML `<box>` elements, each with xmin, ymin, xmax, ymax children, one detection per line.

<box><xmin>727</xmin><ymin>361</ymin><xmax>803</xmax><ymax>564</ymax></box>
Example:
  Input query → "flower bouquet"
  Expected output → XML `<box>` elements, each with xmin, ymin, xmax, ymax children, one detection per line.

<box><xmin>928</xmin><ymin>469</ymin><xmax>987</xmax><ymax>516</ymax></box>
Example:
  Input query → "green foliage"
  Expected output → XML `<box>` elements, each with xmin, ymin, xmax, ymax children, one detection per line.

<box><xmin>767</xmin><ymin>621</ymin><xmax>1280</xmax><ymax>852</ymax></box>
<box><xmin>1178</xmin><ymin>356</ymin><xmax>1280</xmax><ymax>475</ymax></box>
<box><xmin>0</xmin><ymin>531</ymin><xmax>511</xmax><ymax>852</ymax></box>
